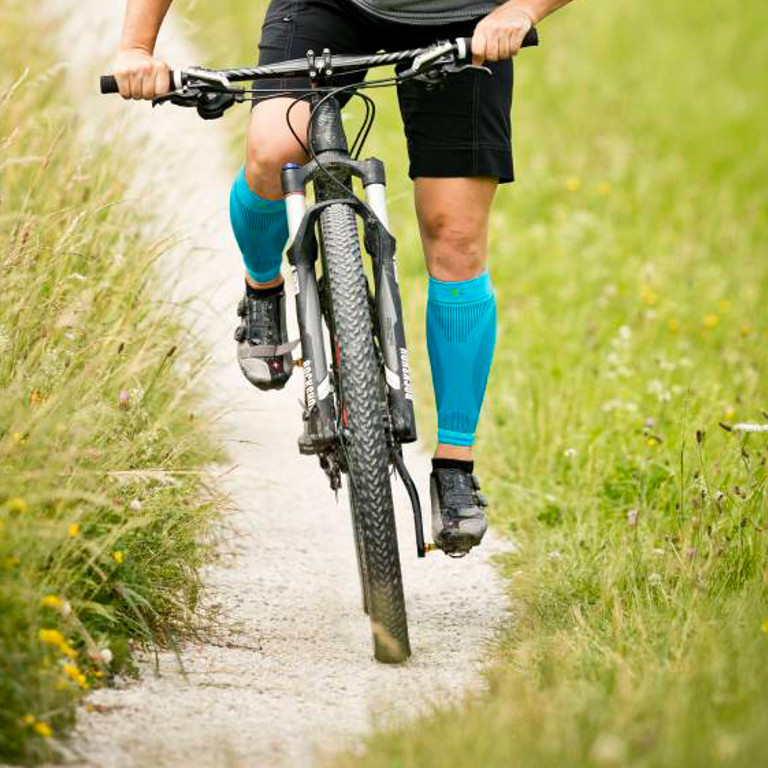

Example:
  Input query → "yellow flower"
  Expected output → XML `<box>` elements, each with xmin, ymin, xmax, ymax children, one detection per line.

<box><xmin>33</xmin><ymin>721</ymin><xmax>53</xmax><ymax>739</ymax></box>
<box><xmin>112</xmin><ymin>550</ymin><xmax>125</xmax><ymax>564</ymax></box>
<box><xmin>647</xmin><ymin>437</ymin><xmax>659</xmax><ymax>448</ymax></box>
<box><xmin>596</xmin><ymin>180</ymin><xmax>612</xmax><ymax>195</ymax></box>
<box><xmin>741</xmin><ymin>323</ymin><xmax>752</xmax><ymax>337</ymax></box>
<box><xmin>11</xmin><ymin>431</ymin><xmax>25</xmax><ymax>445</ymax></box>
<box><xmin>63</xmin><ymin>663</ymin><xmax>80</xmax><ymax>681</ymax></box>
<box><xmin>762</xmin><ymin>618</ymin><xmax>768</xmax><ymax>634</ymax></box>
<box><xmin>41</xmin><ymin>595</ymin><xmax>63</xmax><ymax>609</ymax></box>
<box><xmin>668</xmin><ymin>319</ymin><xmax>679</xmax><ymax>333</ymax></box>
<box><xmin>67</xmin><ymin>523</ymin><xmax>81</xmax><ymax>538</ymax></box>
<box><xmin>565</xmin><ymin>176</ymin><xmax>582</xmax><ymax>192</ymax></box>
<box><xmin>718</xmin><ymin>299</ymin><xmax>732</xmax><ymax>314</ymax></box>
<box><xmin>4</xmin><ymin>497</ymin><xmax>27</xmax><ymax>514</ymax></box>
<box><xmin>724</xmin><ymin>406</ymin><xmax>736</xmax><ymax>420</ymax></box>
<box><xmin>60</xmin><ymin>641</ymin><xmax>78</xmax><ymax>659</ymax></box>
<box><xmin>39</xmin><ymin>628</ymin><xmax>65</xmax><ymax>647</ymax></box>
<box><xmin>702</xmin><ymin>314</ymin><xmax>720</xmax><ymax>328</ymax></box>
<box><xmin>29</xmin><ymin>389</ymin><xmax>45</xmax><ymax>406</ymax></box>
<box><xmin>22</xmin><ymin>715</ymin><xmax>35</xmax><ymax>726</ymax></box>
<box><xmin>640</xmin><ymin>286</ymin><xmax>658</xmax><ymax>307</ymax></box>
<box><xmin>63</xmin><ymin>663</ymin><xmax>89</xmax><ymax>688</ymax></box>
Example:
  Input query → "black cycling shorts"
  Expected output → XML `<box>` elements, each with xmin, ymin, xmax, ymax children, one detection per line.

<box><xmin>256</xmin><ymin>0</ymin><xmax>514</xmax><ymax>182</ymax></box>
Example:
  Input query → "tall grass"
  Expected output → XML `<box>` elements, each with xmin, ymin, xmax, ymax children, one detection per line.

<box><xmin>1</xmin><ymin>5</ymin><xmax>220</xmax><ymax>763</ymax></box>
<box><xmin>181</xmin><ymin>0</ymin><xmax>768</xmax><ymax>764</ymax></box>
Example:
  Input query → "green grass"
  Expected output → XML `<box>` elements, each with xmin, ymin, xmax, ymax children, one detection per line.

<box><xmin>0</xmin><ymin>5</ymin><xmax>221</xmax><ymax>763</ymax></box>
<box><xmin>187</xmin><ymin>0</ymin><xmax>768</xmax><ymax>764</ymax></box>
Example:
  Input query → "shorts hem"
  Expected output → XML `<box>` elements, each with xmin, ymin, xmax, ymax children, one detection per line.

<box><xmin>408</xmin><ymin>146</ymin><xmax>514</xmax><ymax>184</ymax></box>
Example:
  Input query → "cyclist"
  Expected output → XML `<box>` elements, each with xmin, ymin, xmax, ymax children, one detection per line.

<box><xmin>113</xmin><ymin>0</ymin><xmax>576</xmax><ymax>554</ymax></box>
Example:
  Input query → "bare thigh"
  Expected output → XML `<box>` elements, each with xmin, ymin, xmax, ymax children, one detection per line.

<box><xmin>245</xmin><ymin>98</ymin><xmax>310</xmax><ymax>199</ymax></box>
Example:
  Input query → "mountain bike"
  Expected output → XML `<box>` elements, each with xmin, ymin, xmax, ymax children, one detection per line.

<box><xmin>101</xmin><ymin>29</ymin><xmax>538</xmax><ymax>664</ymax></box>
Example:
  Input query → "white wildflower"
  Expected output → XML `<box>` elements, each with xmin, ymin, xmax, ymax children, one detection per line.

<box><xmin>590</xmin><ymin>733</ymin><xmax>627</xmax><ymax>765</ymax></box>
<box><xmin>732</xmin><ymin>423</ymin><xmax>768</xmax><ymax>433</ymax></box>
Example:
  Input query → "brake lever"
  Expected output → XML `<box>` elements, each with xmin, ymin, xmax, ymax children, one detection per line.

<box><xmin>411</xmin><ymin>62</ymin><xmax>492</xmax><ymax>90</ymax></box>
<box><xmin>152</xmin><ymin>87</ymin><xmax>243</xmax><ymax>120</ymax></box>
<box><xmin>443</xmin><ymin>63</ymin><xmax>492</xmax><ymax>77</ymax></box>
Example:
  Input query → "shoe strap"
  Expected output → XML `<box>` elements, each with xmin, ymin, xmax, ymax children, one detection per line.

<box><xmin>246</xmin><ymin>339</ymin><xmax>300</xmax><ymax>358</ymax></box>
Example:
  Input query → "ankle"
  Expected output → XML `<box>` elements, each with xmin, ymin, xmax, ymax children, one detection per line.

<box><xmin>245</xmin><ymin>273</ymin><xmax>284</xmax><ymax>292</ymax></box>
<box><xmin>433</xmin><ymin>443</ymin><xmax>473</xmax><ymax>462</ymax></box>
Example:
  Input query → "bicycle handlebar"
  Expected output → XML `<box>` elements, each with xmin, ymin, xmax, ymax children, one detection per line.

<box><xmin>99</xmin><ymin>28</ymin><xmax>538</xmax><ymax>95</ymax></box>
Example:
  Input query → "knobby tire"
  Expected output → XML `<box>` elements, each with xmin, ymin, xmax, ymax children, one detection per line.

<box><xmin>320</xmin><ymin>203</ymin><xmax>410</xmax><ymax>664</ymax></box>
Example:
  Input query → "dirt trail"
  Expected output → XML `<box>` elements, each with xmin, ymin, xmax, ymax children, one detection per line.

<box><xmin>44</xmin><ymin>3</ymin><xmax>510</xmax><ymax>766</ymax></box>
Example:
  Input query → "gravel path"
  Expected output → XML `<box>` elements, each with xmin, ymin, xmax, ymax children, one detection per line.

<box><xmin>44</xmin><ymin>3</ymin><xmax>510</xmax><ymax>766</ymax></box>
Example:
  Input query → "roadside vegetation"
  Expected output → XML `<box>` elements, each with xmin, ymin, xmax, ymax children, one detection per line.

<box><xmin>186</xmin><ymin>0</ymin><xmax>768</xmax><ymax>764</ymax></box>
<box><xmin>1</xmin><ymin>5</ymin><xmax>220</xmax><ymax>763</ymax></box>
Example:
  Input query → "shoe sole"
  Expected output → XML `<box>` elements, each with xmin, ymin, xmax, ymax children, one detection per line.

<box><xmin>434</xmin><ymin>530</ymin><xmax>483</xmax><ymax>556</ymax></box>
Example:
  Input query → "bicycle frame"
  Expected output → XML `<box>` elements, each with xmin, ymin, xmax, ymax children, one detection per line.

<box><xmin>281</xmin><ymin>93</ymin><xmax>418</xmax><ymax>456</ymax></box>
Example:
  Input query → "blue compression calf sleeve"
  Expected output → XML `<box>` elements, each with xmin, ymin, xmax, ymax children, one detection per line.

<box><xmin>229</xmin><ymin>168</ymin><xmax>288</xmax><ymax>283</ymax></box>
<box><xmin>426</xmin><ymin>272</ymin><xmax>497</xmax><ymax>447</ymax></box>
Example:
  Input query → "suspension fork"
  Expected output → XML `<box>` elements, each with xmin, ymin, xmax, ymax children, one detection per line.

<box><xmin>280</xmin><ymin>95</ymin><xmax>347</xmax><ymax>453</ymax></box>
<box><xmin>282</xmin><ymin>94</ymin><xmax>417</xmax><ymax>450</ymax></box>
<box><xmin>363</xmin><ymin>165</ymin><xmax>417</xmax><ymax>444</ymax></box>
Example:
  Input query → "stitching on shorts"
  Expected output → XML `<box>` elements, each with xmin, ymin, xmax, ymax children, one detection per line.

<box><xmin>285</xmin><ymin>0</ymin><xmax>298</xmax><ymax>59</ymax></box>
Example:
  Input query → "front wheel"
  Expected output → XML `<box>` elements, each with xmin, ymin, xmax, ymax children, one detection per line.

<box><xmin>321</xmin><ymin>202</ymin><xmax>410</xmax><ymax>664</ymax></box>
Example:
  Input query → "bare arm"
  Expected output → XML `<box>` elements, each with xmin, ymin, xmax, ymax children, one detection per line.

<box><xmin>120</xmin><ymin>0</ymin><xmax>174</xmax><ymax>53</ymax></box>
<box><xmin>114</xmin><ymin>0</ymin><xmax>174</xmax><ymax>100</ymax></box>
<box><xmin>472</xmin><ymin>0</ymin><xmax>578</xmax><ymax>64</ymax></box>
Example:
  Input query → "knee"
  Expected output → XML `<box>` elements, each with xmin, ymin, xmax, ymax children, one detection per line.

<box><xmin>245</xmin><ymin>131</ymin><xmax>306</xmax><ymax>200</ymax></box>
<box><xmin>420</xmin><ymin>208</ymin><xmax>487</xmax><ymax>281</ymax></box>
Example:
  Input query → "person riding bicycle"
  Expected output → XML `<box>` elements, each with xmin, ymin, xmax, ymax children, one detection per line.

<box><xmin>113</xmin><ymin>0</ymin><xmax>575</xmax><ymax>555</ymax></box>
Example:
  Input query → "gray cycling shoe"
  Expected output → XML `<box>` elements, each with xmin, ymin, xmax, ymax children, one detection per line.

<box><xmin>430</xmin><ymin>463</ymin><xmax>489</xmax><ymax>556</ymax></box>
<box><xmin>234</xmin><ymin>285</ymin><xmax>298</xmax><ymax>391</ymax></box>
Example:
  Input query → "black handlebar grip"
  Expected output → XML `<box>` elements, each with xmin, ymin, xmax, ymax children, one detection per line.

<box><xmin>100</xmin><ymin>75</ymin><xmax>119</xmax><ymax>94</ymax></box>
<box><xmin>458</xmin><ymin>27</ymin><xmax>539</xmax><ymax>59</ymax></box>
<box><xmin>99</xmin><ymin>71</ymin><xmax>178</xmax><ymax>94</ymax></box>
